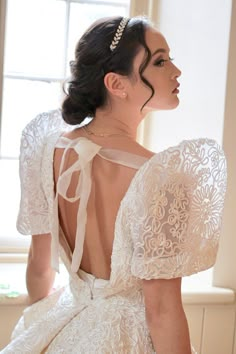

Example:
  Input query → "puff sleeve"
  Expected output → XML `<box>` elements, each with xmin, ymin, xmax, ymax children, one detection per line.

<box><xmin>16</xmin><ymin>110</ymin><xmax>69</xmax><ymax>235</ymax></box>
<box><xmin>130</xmin><ymin>139</ymin><xmax>227</xmax><ymax>280</ymax></box>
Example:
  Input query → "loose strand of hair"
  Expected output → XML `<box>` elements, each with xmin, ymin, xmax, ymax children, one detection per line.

<box><xmin>138</xmin><ymin>35</ymin><xmax>155</xmax><ymax>112</ymax></box>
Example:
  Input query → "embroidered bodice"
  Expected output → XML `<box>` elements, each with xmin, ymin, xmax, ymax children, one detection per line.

<box><xmin>2</xmin><ymin>109</ymin><xmax>226</xmax><ymax>354</ymax></box>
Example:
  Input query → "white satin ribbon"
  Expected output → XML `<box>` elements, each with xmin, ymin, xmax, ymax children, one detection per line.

<box><xmin>51</xmin><ymin>136</ymin><xmax>148</xmax><ymax>273</ymax></box>
<box><xmin>52</xmin><ymin>138</ymin><xmax>101</xmax><ymax>272</ymax></box>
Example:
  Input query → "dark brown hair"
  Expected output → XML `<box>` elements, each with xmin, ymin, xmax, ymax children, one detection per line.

<box><xmin>62</xmin><ymin>16</ymin><xmax>154</xmax><ymax>125</ymax></box>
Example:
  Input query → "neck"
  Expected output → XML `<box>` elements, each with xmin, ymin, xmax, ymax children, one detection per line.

<box><xmin>86</xmin><ymin>106</ymin><xmax>143</xmax><ymax>140</ymax></box>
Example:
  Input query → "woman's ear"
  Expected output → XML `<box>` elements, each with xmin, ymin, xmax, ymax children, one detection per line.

<box><xmin>104</xmin><ymin>72</ymin><xmax>127</xmax><ymax>99</ymax></box>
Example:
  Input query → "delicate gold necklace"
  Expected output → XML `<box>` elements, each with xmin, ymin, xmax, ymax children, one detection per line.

<box><xmin>82</xmin><ymin>125</ymin><xmax>132</xmax><ymax>138</ymax></box>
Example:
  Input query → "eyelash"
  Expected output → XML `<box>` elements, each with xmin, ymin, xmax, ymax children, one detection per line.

<box><xmin>154</xmin><ymin>57</ymin><xmax>174</xmax><ymax>67</ymax></box>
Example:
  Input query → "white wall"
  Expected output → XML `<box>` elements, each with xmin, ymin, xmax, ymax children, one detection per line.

<box><xmin>213</xmin><ymin>0</ymin><xmax>236</xmax><ymax>290</ymax></box>
<box><xmin>144</xmin><ymin>0</ymin><xmax>232</xmax><ymax>152</ymax></box>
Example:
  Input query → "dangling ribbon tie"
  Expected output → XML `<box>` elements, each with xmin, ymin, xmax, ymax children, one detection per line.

<box><xmin>53</xmin><ymin>137</ymin><xmax>102</xmax><ymax>273</ymax></box>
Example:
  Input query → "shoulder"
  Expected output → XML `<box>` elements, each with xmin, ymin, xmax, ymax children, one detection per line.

<box><xmin>21</xmin><ymin>109</ymin><xmax>70</xmax><ymax>141</ymax></box>
<box><xmin>154</xmin><ymin>138</ymin><xmax>225</xmax><ymax>169</ymax></box>
<box><xmin>130</xmin><ymin>138</ymin><xmax>227</xmax><ymax>203</ymax></box>
<box><xmin>144</xmin><ymin>138</ymin><xmax>226</xmax><ymax>179</ymax></box>
<box><xmin>19</xmin><ymin>109</ymin><xmax>74</xmax><ymax>160</ymax></box>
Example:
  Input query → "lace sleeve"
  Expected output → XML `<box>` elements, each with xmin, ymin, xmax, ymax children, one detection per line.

<box><xmin>16</xmin><ymin>110</ymin><xmax>69</xmax><ymax>235</ymax></box>
<box><xmin>130</xmin><ymin>139</ymin><xmax>227</xmax><ymax>280</ymax></box>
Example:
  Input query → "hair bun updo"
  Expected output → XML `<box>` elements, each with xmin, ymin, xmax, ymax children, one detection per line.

<box><xmin>61</xmin><ymin>16</ymin><xmax>153</xmax><ymax>125</ymax></box>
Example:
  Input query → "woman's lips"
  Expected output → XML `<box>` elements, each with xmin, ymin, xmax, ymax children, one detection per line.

<box><xmin>172</xmin><ymin>88</ymin><xmax>179</xmax><ymax>94</ymax></box>
<box><xmin>172</xmin><ymin>83</ymin><xmax>180</xmax><ymax>94</ymax></box>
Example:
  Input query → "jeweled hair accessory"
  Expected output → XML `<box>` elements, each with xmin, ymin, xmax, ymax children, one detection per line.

<box><xmin>110</xmin><ymin>17</ymin><xmax>129</xmax><ymax>52</ymax></box>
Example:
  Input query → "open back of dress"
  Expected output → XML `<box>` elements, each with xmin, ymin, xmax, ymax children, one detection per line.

<box><xmin>8</xmin><ymin>111</ymin><xmax>225</xmax><ymax>354</ymax></box>
<box><xmin>53</xmin><ymin>135</ymin><xmax>149</xmax><ymax>280</ymax></box>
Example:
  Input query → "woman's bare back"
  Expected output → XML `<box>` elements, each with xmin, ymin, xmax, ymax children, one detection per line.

<box><xmin>53</xmin><ymin>128</ymin><xmax>154</xmax><ymax>280</ymax></box>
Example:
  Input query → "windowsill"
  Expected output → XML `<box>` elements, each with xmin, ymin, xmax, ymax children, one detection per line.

<box><xmin>0</xmin><ymin>294</ymin><xmax>28</xmax><ymax>306</ymax></box>
<box><xmin>0</xmin><ymin>262</ymin><xmax>235</xmax><ymax>307</ymax></box>
<box><xmin>182</xmin><ymin>286</ymin><xmax>235</xmax><ymax>305</ymax></box>
<box><xmin>182</xmin><ymin>271</ymin><xmax>236</xmax><ymax>304</ymax></box>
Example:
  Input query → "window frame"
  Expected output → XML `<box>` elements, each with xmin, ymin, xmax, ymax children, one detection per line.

<box><xmin>0</xmin><ymin>0</ymin><xmax>6</xmax><ymax>151</ymax></box>
<box><xmin>0</xmin><ymin>0</ymin><xmax>129</xmax><ymax>254</ymax></box>
<box><xmin>0</xmin><ymin>0</ymin><xmax>130</xmax><ymax>158</ymax></box>
<box><xmin>0</xmin><ymin>0</ymin><xmax>235</xmax><ymax>294</ymax></box>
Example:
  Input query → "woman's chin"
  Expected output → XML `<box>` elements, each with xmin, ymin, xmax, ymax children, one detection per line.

<box><xmin>167</xmin><ymin>97</ymin><xmax>180</xmax><ymax>110</ymax></box>
<box><xmin>144</xmin><ymin>97</ymin><xmax>180</xmax><ymax>113</ymax></box>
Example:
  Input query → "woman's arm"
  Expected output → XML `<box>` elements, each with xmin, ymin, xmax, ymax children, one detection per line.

<box><xmin>26</xmin><ymin>234</ymin><xmax>55</xmax><ymax>304</ymax></box>
<box><xmin>142</xmin><ymin>277</ymin><xmax>192</xmax><ymax>354</ymax></box>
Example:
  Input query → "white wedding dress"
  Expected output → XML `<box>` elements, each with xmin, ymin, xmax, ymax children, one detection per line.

<box><xmin>1</xmin><ymin>110</ymin><xmax>227</xmax><ymax>354</ymax></box>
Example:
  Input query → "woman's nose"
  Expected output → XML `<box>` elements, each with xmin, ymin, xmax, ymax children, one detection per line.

<box><xmin>172</xmin><ymin>63</ymin><xmax>181</xmax><ymax>79</ymax></box>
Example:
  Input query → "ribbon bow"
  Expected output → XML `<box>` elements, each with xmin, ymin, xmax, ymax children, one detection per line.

<box><xmin>51</xmin><ymin>137</ymin><xmax>102</xmax><ymax>272</ymax></box>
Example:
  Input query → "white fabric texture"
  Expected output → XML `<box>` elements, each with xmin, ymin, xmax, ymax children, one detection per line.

<box><xmin>130</xmin><ymin>138</ymin><xmax>227</xmax><ymax>279</ymax></box>
<box><xmin>2</xmin><ymin>110</ymin><xmax>226</xmax><ymax>354</ymax></box>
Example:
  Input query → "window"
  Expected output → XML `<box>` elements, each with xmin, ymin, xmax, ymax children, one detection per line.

<box><xmin>0</xmin><ymin>0</ymin><xmax>130</xmax><ymax>253</ymax></box>
<box><xmin>1</xmin><ymin>0</ymin><xmax>234</xmax><ymax>292</ymax></box>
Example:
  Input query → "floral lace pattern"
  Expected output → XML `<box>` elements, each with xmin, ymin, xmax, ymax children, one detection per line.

<box><xmin>16</xmin><ymin>110</ymin><xmax>72</xmax><ymax>236</ymax></box>
<box><xmin>2</xmin><ymin>111</ymin><xmax>227</xmax><ymax>354</ymax></box>
<box><xmin>128</xmin><ymin>139</ymin><xmax>227</xmax><ymax>279</ymax></box>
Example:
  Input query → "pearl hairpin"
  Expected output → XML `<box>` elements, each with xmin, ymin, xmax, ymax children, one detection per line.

<box><xmin>110</xmin><ymin>18</ymin><xmax>129</xmax><ymax>52</ymax></box>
